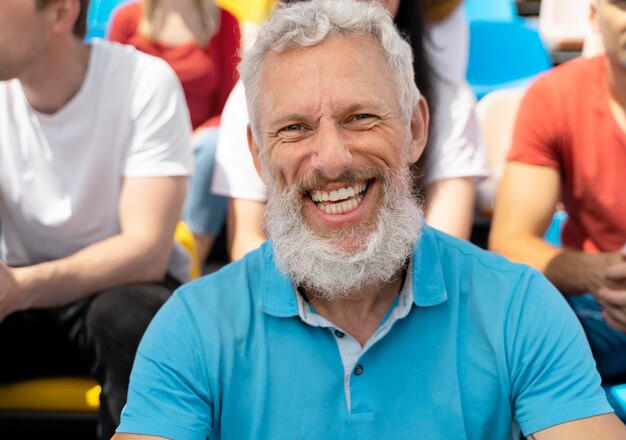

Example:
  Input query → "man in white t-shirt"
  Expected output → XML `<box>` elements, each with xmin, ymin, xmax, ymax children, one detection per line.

<box><xmin>0</xmin><ymin>1</ymin><xmax>193</xmax><ymax>437</ymax></box>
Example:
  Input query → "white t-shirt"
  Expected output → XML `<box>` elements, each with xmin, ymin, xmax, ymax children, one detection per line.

<box><xmin>211</xmin><ymin>8</ymin><xmax>487</xmax><ymax>200</ymax></box>
<box><xmin>424</xmin><ymin>5</ymin><xmax>469</xmax><ymax>85</ymax></box>
<box><xmin>0</xmin><ymin>40</ymin><xmax>194</xmax><ymax>282</ymax></box>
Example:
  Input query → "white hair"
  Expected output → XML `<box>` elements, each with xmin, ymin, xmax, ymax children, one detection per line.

<box><xmin>238</xmin><ymin>0</ymin><xmax>420</xmax><ymax>143</ymax></box>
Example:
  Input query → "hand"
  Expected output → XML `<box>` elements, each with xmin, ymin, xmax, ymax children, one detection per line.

<box><xmin>596</xmin><ymin>249</ymin><xmax>626</xmax><ymax>333</ymax></box>
<box><xmin>0</xmin><ymin>263</ymin><xmax>22</xmax><ymax>322</ymax></box>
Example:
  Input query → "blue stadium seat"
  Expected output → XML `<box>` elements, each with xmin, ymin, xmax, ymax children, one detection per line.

<box><xmin>463</xmin><ymin>0</ymin><xmax>518</xmax><ymax>22</ymax></box>
<box><xmin>605</xmin><ymin>384</ymin><xmax>626</xmax><ymax>421</ymax></box>
<box><xmin>467</xmin><ymin>20</ymin><xmax>552</xmax><ymax>99</ymax></box>
<box><xmin>85</xmin><ymin>0</ymin><xmax>130</xmax><ymax>40</ymax></box>
<box><xmin>544</xmin><ymin>210</ymin><xmax>567</xmax><ymax>247</ymax></box>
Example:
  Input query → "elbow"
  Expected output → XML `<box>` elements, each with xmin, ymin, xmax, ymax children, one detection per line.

<box><xmin>487</xmin><ymin>221</ymin><xmax>510</xmax><ymax>255</ymax></box>
<box><xmin>131</xmin><ymin>243</ymin><xmax>173</xmax><ymax>284</ymax></box>
<box><xmin>487</xmin><ymin>229</ymin><xmax>501</xmax><ymax>253</ymax></box>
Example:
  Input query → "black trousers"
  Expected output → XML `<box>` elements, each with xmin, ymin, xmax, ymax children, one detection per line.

<box><xmin>0</xmin><ymin>276</ymin><xmax>179</xmax><ymax>439</ymax></box>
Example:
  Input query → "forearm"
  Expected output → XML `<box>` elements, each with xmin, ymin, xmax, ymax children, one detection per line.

<box><xmin>227</xmin><ymin>198</ymin><xmax>267</xmax><ymax>261</ymax></box>
<box><xmin>489</xmin><ymin>227</ymin><xmax>561</xmax><ymax>273</ymax></box>
<box><xmin>230</xmin><ymin>233</ymin><xmax>266</xmax><ymax>261</ymax></box>
<box><xmin>424</xmin><ymin>177</ymin><xmax>476</xmax><ymax>240</ymax></box>
<box><xmin>545</xmin><ymin>249</ymin><xmax>622</xmax><ymax>296</ymax></box>
<box><xmin>14</xmin><ymin>232</ymin><xmax>173</xmax><ymax>311</ymax></box>
<box><xmin>489</xmin><ymin>230</ymin><xmax>618</xmax><ymax>296</ymax></box>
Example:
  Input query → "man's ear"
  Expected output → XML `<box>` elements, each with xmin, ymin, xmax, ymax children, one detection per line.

<box><xmin>247</xmin><ymin>125</ymin><xmax>265</xmax><ymax>178</ymax></box>
<box><xmin>47</xmin><ymin>0</ymin><xmax>81</xmax><ymax>36</ymax></box>
<box><xmin>406</xmin><ymin>96</ymin><xmax>429</xmax><ymax>164</ymax></box>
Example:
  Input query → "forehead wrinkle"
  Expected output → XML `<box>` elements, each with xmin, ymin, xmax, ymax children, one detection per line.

<box><xmin>258</xmin><ymin>35</ymin><xmax>401</xmax><ymax>132</ymax></box>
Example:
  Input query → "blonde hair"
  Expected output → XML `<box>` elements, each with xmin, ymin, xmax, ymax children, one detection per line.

<box><xmin>141</xmin><ymin>0</ymin><xmax>220</xmax><ymax>45</ymax></box>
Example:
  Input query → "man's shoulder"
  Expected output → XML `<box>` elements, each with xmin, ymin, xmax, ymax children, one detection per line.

<box><xmin>426</xmin><ymin>226</ymin><xmax>529</xmax><ymax>277</ymax></box>
<box><xmin>423</xmin><ymin>226</ymin><xmax>547</xmax><ymax>304</ymax></box>
<box><xmin>530</xmin><ymin>55</ymin><xmax>603</xmax><ymax>95</ymax></box>
<box><xmin>113</xmin><ymin>0</ymin><xmax>142</xmax><ymax>22</ymax></box>
<box><xmin>90</xmin><ymin>40</ymin><xmax>177</xmax><ymax>86</ymax></box>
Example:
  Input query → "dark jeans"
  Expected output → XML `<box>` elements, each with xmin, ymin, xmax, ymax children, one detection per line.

<box><xmin>0</xmin><ymin>277</ymin><xmax>179</xmax><ymax>439</ymax></box>
<box><xmin>568</xmin><ymin>293</ymin><xmax>626</xmax><ymax>383</ymax></box>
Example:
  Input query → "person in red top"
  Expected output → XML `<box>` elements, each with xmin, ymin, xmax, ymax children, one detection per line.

<box><xmin>490</xmin><ymin>0</ymin><xmax>626</xmax><ymax>383</ymax></box>
<box><xmin>109</xmin><ymin>0</ymin><xmax>241</xmax><ymax>263</ymax></box>
<box><xmin>109</xmin><ymin>0</ymin><xmax>240</xmax><ymax>130</ymax></box>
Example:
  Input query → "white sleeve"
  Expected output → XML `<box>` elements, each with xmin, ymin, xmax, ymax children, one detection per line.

<box><xmin>421</xmin><ymin>5</ymin><xmax>488</xmax><ymax>187</ymax></box>
<box><xmin>424</xmin><ymin>78</ymin><xmax>488</xmax><ymax>187</ymax></box>
<box><xmin>424</xmin><ymin>6</ymin><xmax>469</xmax><ymax>84</ymax></box>
<box><xmin>125</xmin><ymin>56</ymin><xmax>194</xmax><ymax>177</ymax></box>
<box><xmin>211</xmin><ymin>81</ymin><xmax>267</xmax><ymax>201</ymax></box>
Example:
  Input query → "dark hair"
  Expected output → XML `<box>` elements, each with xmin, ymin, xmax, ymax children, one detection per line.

<box><xmin>36</xmin><ymin>0</ymin><xmax>90</xmax><ymax>39</ymax></box>
<box><xmin>393</xmin><ymin>0</ymin><xmax>434</xmax><ymax>195</ymax></box>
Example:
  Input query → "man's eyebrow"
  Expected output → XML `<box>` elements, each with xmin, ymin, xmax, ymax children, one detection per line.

<box><xmin>343</xmin><ymin>101</ymin><xmax>385</xmax><ymax>114</ymax></box>
<box><xmin>269</xmin><ymin>101</ymin><xmax>388</xmax><ymax>127</ymax></box>
<box><xmin>268</xmin><ymin>113</ymin><xmax>310</xmax><ymax>129</ymax></box>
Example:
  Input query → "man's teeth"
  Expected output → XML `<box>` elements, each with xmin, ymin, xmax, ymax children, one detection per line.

<box><xmin>310</xmin><ymin>182</ymin><xmax>367</xmax><ymax>203</ymax></box>
<box><xmin>316</xmin><ymin>195</ymin><xmax>364</xmax><ymax>214</ymax></box>
<box><xmin>310</xmin><ymin>182</ymin><xmax>368</xmax><ymax>215</ymax></box>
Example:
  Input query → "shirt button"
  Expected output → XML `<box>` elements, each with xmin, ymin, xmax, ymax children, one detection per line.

<box><xmin>334</xmin><ymin>330</ymin><xmax>345</xmax><ymax>338</ymax></box>
<box><xmin>353</xmin><ymin>364</ymin><xmax>364</xmax><ymax>376</ymax></box>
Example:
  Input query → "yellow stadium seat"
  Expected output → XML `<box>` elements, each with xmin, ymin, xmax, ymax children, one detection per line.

<box><xmin>0</xmin><ymin>223</ymin><xmax>195</xmax><ymax>419</ymax></box>
<box><xmin>175</xmin><ymin>220</ymin><xmax>201</xmax><ymax>280</ymax></box>
<box><xmin>0</xmin><ymin>377</ymin><xmax>100</xmax><ymax>412</ymax></box>
<box><xmin>217</xmin><ymin>0</ymin><xmax>276</xmax><ymax>23</ymax></box>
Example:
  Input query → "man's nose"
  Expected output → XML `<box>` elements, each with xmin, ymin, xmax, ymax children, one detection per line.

<box><xmin>310</xmin><ymin>121</ymin><xmax>352</xmax><ymax>179</ymax></box>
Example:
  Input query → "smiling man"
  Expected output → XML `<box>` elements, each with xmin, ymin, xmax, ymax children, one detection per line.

<box><xmin>114</xmin><ymin>1</ymin><xmax>626</xmax><ymax>439</ymax></box>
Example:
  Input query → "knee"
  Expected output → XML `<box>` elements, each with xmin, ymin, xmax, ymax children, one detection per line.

<box><xmin>84</xmin><ymin>284</ymin><xmax>172</xmax><ymax>346</ymax></box>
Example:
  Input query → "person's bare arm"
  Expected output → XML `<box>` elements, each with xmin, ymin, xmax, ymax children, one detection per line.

<box><xmin>597</xmin><ymin>255</ymin><xmax>626</xmax><ymax>332</ymax></box>
<box><xmin>0</xmin><ymin>176</ymin><xmax>186</xmax><ymax>321</ymax></box>
<box><xmin>425</xmin><ymin>176</ymin><xmax>476</xmax><ymax>240</ymax></box>
<box><xmin>527</xmin><ymin>413</ymin><xmax>626</xmax><ymax>439</ymax></box>
<box><xmin>226</xmin><ymin>198</ymin><xmax>267</xmax><ymax>261</ymax></box>
<box><xmin>489</xmin><ymin>162</ymin><xmax>620</xmax><ymax>295</ymax></box>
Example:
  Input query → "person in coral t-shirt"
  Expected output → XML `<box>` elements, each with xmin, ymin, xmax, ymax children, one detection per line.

<box><xmin>490</xmin><ymin>0</ymin><xmax>626</xmax><ymax>383</ymax></box>
<box><xmin>109</xmin><ymin>0</ymin><xmax>241</xmax><ymax>263</ymax></box>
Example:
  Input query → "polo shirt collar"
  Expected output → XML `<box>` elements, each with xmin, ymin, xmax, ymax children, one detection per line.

<box><xmin>258</xmin><ymin>242</ymin><xmax>300</xmax><ymax>317</ymax></box>
<box><xmin>410</xmin><ymin>224</ymin><xmax>448</xmax><ymax>307</ymax></box>
<box><xmin>258</xmin><ymin>224</ymin><xmax>448</xmax><ymax>317</ymax></box>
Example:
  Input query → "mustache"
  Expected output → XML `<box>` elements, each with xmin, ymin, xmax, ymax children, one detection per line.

<box><xmin>293</xmin><ymin>167</ymin><xmax>394</xmax><ymax>195</ymax></box>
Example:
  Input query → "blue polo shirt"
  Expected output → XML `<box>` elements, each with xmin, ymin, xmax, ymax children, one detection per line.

<box><xmin>118</xmin><ymin>225</ymin><xmax>612</xmax><ymax>439</ymax></box>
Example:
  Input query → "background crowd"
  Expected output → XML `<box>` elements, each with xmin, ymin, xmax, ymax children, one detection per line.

<box><xmin>0</xmin><ymin>0</ymin><xmax>625</xmax><ymax>438</ymax></box>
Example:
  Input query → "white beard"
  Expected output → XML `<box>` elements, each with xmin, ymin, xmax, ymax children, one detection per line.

<box><xmin>264</xmin><ymin>166</ymin><xmax>423</xmax><ymax>300</ymax></box>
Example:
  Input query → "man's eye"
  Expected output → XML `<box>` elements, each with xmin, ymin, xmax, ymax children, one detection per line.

<box><xmin>354</xmin><ymin>114</ymin><xmax>372</xmax><ymax>120</ymax></box>
<box><xmin>281</xmin><ymin>124</ymin><xmax>303</xmax><ymax>132</ymax></box>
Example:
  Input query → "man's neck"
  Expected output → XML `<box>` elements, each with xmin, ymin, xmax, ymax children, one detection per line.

<box><xmin>20</xmin><ymin>37</ymin><xmax>90</xmax><ymax>115</ymax></box>
<box><xmin>302</xmin><ymin>267</ymin><xmax>406</xmax><ymax>346</ymax></box>
<box><xmin>605</xmin><ymin>57</ymin><xmax>626</xmax><ymax>133</ymax></box>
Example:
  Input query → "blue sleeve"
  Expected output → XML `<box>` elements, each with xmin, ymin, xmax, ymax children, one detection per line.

<box><xmin>117</xmin><ymin>292</ymin><xmax>214</xmax><ymax>440</ymax></box>
<box><xmin>506</xmin><ymin>269</ymin><xmax>613</xmax><ymax>436</ymax></box>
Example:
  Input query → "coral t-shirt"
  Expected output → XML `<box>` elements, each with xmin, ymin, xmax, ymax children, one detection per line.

<box><xmin>109</xmin><ymin>3</ymin><xmax>240</xmax><ymax>130</ymax></box>
<box><xmin>508</xmin><ymin>55</ymin><xmax>626</xmax><ymax>253</ymax></box>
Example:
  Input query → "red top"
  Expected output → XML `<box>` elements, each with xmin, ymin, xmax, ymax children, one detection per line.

<box><xmin>109</xmin><ymin>2</ymin><xmax>241</xmax><ymax>130</ymax></box>
<box><xmin>508</xmin><ymin>55</ymin><xmax>626</xmax><ymax>253</ymax></box>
